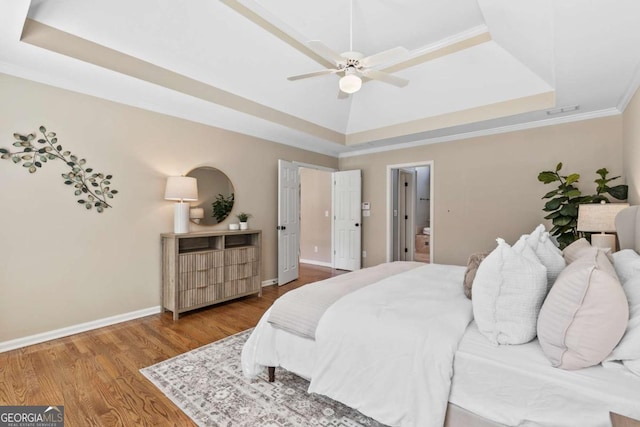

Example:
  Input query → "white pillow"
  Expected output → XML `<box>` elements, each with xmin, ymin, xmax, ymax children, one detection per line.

<box><xmin>612</xmin><ymin>249</ymin><xmax>640</xmax><ymax>284</ymax></box>
<box><xmin>606</xmin><ymin>274</ymin><xmax>640</xmax><ymax>376</ymax></box>
<box><xmin>519</xmin><ymin>224</ymin><xmax>566</xmax><ymax>289</ymax></box>
<box><xmin>472</xmin><ymin>238</ymin><xmax>548</xmax><ymax>345</ymax></box>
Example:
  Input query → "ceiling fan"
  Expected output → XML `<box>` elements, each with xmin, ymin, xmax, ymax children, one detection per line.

<box><xmin>222</xmin><ymin>0</ymin><xmax>490</xmax><ymax>98</ymax></box>
<box><xmin>287</xmin><ymin>0</ymin><xmax>409</xmax><ymax>95</ymax></box>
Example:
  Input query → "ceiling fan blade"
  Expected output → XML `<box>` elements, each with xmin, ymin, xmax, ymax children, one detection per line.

<box><xmin>360</xmin><ymin>46</ymin><xmax>409</xmax><ymax>68</ymax></box>
<box><xmin>287</xmin><ymin>69</ymin><xmax>339</xmax><ymax>81</ymax></box>
<box><xmin>308</xmin><ymin>40</ymin><xmax>346</xmax><ymax>65</ymax></box>
<box><xmin>362</xmin><ymin>69</ymin><xmax>409</xmax><ymax>88</ymax></box>
<box><xmin>221</xmin><ymin>0</ymin><xmax>335</xmax><ymax>69</ymax></box>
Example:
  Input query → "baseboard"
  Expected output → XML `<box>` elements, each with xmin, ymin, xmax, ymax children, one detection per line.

<box><xmin>299</xmin><ymin>259</ymin><xmax>333</xmax><ymax>268</ymax></box>
<box><xmin>261</xmin><ymin>278</ymin><xmax>277</xmax><ymax>287</ymax></box>
<box><xmin>0</xmin><ymin>306</ymin><xmax>162</xmax><ymax>353</ymax></box>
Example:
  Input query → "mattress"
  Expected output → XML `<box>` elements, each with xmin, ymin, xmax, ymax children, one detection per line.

<box><xmin>449</xmin><ymin>322</ymin><xmax>640</xmax><ymax>427</ymax></box>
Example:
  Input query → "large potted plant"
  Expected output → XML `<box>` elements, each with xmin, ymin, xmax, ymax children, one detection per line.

<box><xmin>538</xmin><ymin>163</ymin><xmax>628</xmax><ymax>248</ymax></box>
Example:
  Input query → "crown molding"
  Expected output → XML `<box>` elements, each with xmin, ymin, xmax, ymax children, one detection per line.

<box><xmin>617</xmin><ymin>60</ymin><xmax>640</xmax><ymax>112</ymax></box>
<box><xmin>339</xmin><ymin>107</ymin><xmax>621</xmax><ymax>158</ymax></box>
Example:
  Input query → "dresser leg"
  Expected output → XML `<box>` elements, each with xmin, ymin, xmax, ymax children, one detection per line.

<box><xmin>268</xmin><ymin>366</ymin><xmax>275</xmax><ymax>382</ymax></box>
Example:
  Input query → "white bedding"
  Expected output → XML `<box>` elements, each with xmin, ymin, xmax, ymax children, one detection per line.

<box><xmin>308</xmin><ymin>264</ymin><xmax>473</xmax><ymax>427</ymax></box>
<box><xmin>241</xmin><ymin>263</ymin><xmax>640</xmax><ymax>427</ymax></box>
<box><xmin>450</xmin><ymin>322</ymin><xmax>640</xmax><ymax>427</ymax></box>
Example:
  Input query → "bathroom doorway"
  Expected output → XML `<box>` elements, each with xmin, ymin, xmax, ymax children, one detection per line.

<box><xmin>387</xmin><ymin>161</ymin><xmax>433</xmax><ymax>263</ymax></box>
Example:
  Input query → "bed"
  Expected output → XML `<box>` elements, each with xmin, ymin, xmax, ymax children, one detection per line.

<box><xmin>241</xmin><ymin>211</ymin><xmax>640</xmax><ymax>427</ymax></box>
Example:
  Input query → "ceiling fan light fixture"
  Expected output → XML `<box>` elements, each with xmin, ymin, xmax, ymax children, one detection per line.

<box><xmin>339</xmin><ymin>73</ymin><xmax>362</xmax><ymax>94</ymax></box>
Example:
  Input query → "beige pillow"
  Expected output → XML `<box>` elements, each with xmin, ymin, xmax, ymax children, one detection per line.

<box><xmin>563</xmin><ymin>238</ymin><xmax>613</xmax><ymax>264</ymax></box>
<box><xmin>463</xmin><ymin>252</ymin><xmax>489</xmax><ymax>299</ymax></box>
<box><xmin>562</xmin><ymin>238</ymin><xmax>592</xmax><ymax>263</ymax></box>
<box><xmin>537</xmin><ymin>250</ymin><xmax>629</xmax><ymax>370</ymax></box>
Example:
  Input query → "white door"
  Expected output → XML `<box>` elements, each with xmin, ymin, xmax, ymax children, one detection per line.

<box><xmin>333</xmin><ymin>170</ymin><xmax>362</xmax><ymax>271</ymax></box>
<box><xmin>278</xmin><ymin>160</ymin><xmax>299</xmax><ymax>285</ymax></box>
<box><xmin>398</xmin><ymin>169</ymin><xmax>416</xmax><ymax>261</ymax></box>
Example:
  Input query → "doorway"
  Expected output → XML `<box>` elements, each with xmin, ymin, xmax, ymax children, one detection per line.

<box><xmin>277</xmin><ymin>161</ymin><xmax>362</xmax><ymax>286</ymax></box>
<box><xmin>387</xmin><ymin>161</ymin><xmax>433</xmax><ymax>263</ymax></box>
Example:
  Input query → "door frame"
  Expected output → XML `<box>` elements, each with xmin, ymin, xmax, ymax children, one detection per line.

<box><xmin>386</xmin><ymin>161</ymin><xmax>434</xmax><ymax>263</ymax></box>
<box><xmin>291</xmin><ymin>161</ymin><xmax>337</xmax><ymax>270</ymax></box>
<box><xmin>276</xmin><ymin>159</ymin><xmax>338</xmax><ymax>283</ymax></box>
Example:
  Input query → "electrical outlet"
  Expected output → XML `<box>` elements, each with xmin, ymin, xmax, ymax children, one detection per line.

<box><xmin>325</xmin><ymin>210</ymin><xmax>329</xmax><ymax>217</ymax></box>
<box><xmin>362</xmin><ymin>250</ymin><xmax>367</xmax><ymax>258</ymax></box>
<box><xmin>363</xmin><ymin>210</ymin><xmax>370</xmax><ymax>217</ymax></box>
<box><xmin>314</xmin><ymin>246</ymin><xmax>318</xmax><ymax>253</ymax></box>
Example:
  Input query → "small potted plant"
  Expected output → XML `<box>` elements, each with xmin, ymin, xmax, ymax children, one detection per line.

<box><xmin>236</xmin><ymin>212</ymin><xmax>252</xmax><ymax>230</ymax></box>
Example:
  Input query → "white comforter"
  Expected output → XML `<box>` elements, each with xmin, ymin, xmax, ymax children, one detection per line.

<box><xmin>308</xmin><ymin>264</ymin><xmax>472</xmax><ymax>427</ymax></box>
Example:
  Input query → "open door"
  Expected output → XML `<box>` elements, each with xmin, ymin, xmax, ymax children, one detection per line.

<box><xmin>333</xmin><ymin>170</ymin><xmax>362</xmax><ymax>271</ymax></box>
<box><xmin>278</xmin><ymin>160</ymin><xmax>299</xmax><ymax>285</ymax></box>
<box><xmin>398</xmin><ymin>169</ymin><xmax>416</xmax><ymax>261</ymax></box>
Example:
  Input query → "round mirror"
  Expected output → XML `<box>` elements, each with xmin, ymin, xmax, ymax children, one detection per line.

<box><xmin>186</xmin><ymin>166</ymin><xmax>235</xmax><ymax>226</ymax></box>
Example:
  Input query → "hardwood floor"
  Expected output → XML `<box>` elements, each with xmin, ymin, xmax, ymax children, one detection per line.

<box><xmin>0</xmin><ymin>263</ymin><xmax>343</xmax><ymax>426</ymax></box>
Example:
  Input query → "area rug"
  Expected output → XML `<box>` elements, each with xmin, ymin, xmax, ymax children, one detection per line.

<box><xmin>140</xmin><ymin>329</ymin><xmax>385</xmax><ymax>426</ymax></box>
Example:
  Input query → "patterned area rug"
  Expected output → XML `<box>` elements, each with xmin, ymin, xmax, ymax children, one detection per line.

<box><xmin>140</xmin><ymin>329</ymin><xmax>385</xmax><ymax>427</ymax></box>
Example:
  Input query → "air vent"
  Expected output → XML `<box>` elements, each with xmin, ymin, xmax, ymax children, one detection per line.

<box><xmin>546</xmin><ymin>105</ymin><xmax>580</xmax><ymax>115</ymax></box>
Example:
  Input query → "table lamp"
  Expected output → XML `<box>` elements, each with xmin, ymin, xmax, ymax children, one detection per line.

<box><xmin>164</xmin><ymin>176</ymin><xmax>198</xmax><ymax>233</ymax></box>
<box><xmin>577</xmin><ymin>202</ymin><xmax>629</xmax><ymax>252</ymax></box>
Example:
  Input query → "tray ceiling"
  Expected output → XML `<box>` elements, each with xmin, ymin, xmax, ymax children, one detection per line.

<box><xmin>0</xmin><ymin>0</ymin><xmax>639</xmax><ymax>156</ymax></box>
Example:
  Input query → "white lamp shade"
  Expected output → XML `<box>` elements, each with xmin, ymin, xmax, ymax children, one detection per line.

<box><xmin>164</xmin><ymin>176</ymin><xmax>198</xmax><ymax>201</ymax></box>
<box><xmin>339</xmin><ymin>74</ymin><xmax>362</xmax><ymax>94</ymax></box>
<box><xmin>577</xmin><ymin>202</ymin><xmax>630</xmax><ymax>232</ymax></box>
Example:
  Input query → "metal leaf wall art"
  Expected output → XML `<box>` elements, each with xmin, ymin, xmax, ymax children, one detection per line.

<box><xmin>0</xmin><ymin>126</ymin><xmax>118</xmax><ymax>213</ymax></box>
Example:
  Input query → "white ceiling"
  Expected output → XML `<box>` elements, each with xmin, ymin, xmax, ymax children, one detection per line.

<box><xmin>1</xmin><ymin>0</ymin><xmax>639</xmax><ymax>157</ymax></box>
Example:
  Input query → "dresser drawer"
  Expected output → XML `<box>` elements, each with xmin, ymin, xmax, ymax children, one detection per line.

<box><xmin>225</xmin><ymin>261</ymin><xmax>259</xmax><ymax>280</ymax></box>
<box><xmin>224</xmin><ymin>246</ymin><xmax>258</xmax><ymax>264</ymax></box>
<box><xmin>179</xmin><ymin>267</ymin><xmax>224</xmax><ymax>290</ymax></box>
<box><xmin>179</xmin><ymin>284</ymin><xmax>224</xmax><ymax>309</ymax></box>
<box><xmin>179</xmin><ymin>250</ymin><xmax>224</xmax><ymax>272</ymax></box>
<box><xmin>224</xmin><ymin>277</ymin><xmax>260</xmax><ymax>298</ymax></box>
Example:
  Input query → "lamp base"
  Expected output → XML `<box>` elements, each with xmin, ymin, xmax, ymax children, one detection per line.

<box><xmin>591</xmin><ymin>233</ymin><xmax>615</xmax><ymax>253</ymax></box>
<box><xmin>174</xmin><ymin>202</ymin><xmax>190</xmax><ymax>234</ymax></box>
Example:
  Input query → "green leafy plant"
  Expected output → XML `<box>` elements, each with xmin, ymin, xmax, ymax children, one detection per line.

<box><xmin>0</xmin><ymin>126</ymin><xmax>118</xmax><ymax>213</ymax></box>
<box><xmin>236</xmin><ymin>212</ymin><xmax>252</xmax><ymax>222</ymax></box>
<box><xmin>591</xmin><ymin>167</ymin><xmax>628</xmax><ymax>203</ymax></box>
<box><xmin>538</xmin><ymin>163</ymin><xmax>628</xmax><ymax>248</ymax></box>
<box><xmin>212</xmin><ymin>193</ymin><xmax>234</xmax><ymax>223</ymax></box>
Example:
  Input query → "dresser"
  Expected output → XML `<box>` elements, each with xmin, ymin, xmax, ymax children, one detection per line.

<box><xmin>161</xmin><ymin>230</ymin><xmax>262</xmax><ymax>320</ymax></box>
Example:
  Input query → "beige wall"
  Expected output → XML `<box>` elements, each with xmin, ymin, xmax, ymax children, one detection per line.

<box><xmin>624</xmin><ymin>87</ymin><xmax>640</xmax><ymax>204</ymax></box>
<box><xmin>0</xmin><ymin>73</ymin><xmax>337</xmax><ymax>343</ymax></box>
<box><xmin>299</xmin><ymin>168</ymin><xmax>332</xmax><ymax>264</ymax></box>
<box><xmin>340</xmin><ymin>116</ymin><xmax>623</xmax><ymax>267</ymax></box>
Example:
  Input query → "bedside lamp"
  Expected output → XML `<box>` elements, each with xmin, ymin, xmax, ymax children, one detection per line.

<box><xmin>577</xmin><ymin>202</ymin><xmax>629</xmax><ymax>252</ymax></box>
<box><xmin>164</xmin><ymin>176</ymin><xmax>198</xmax><ymax>233</ymax></box>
